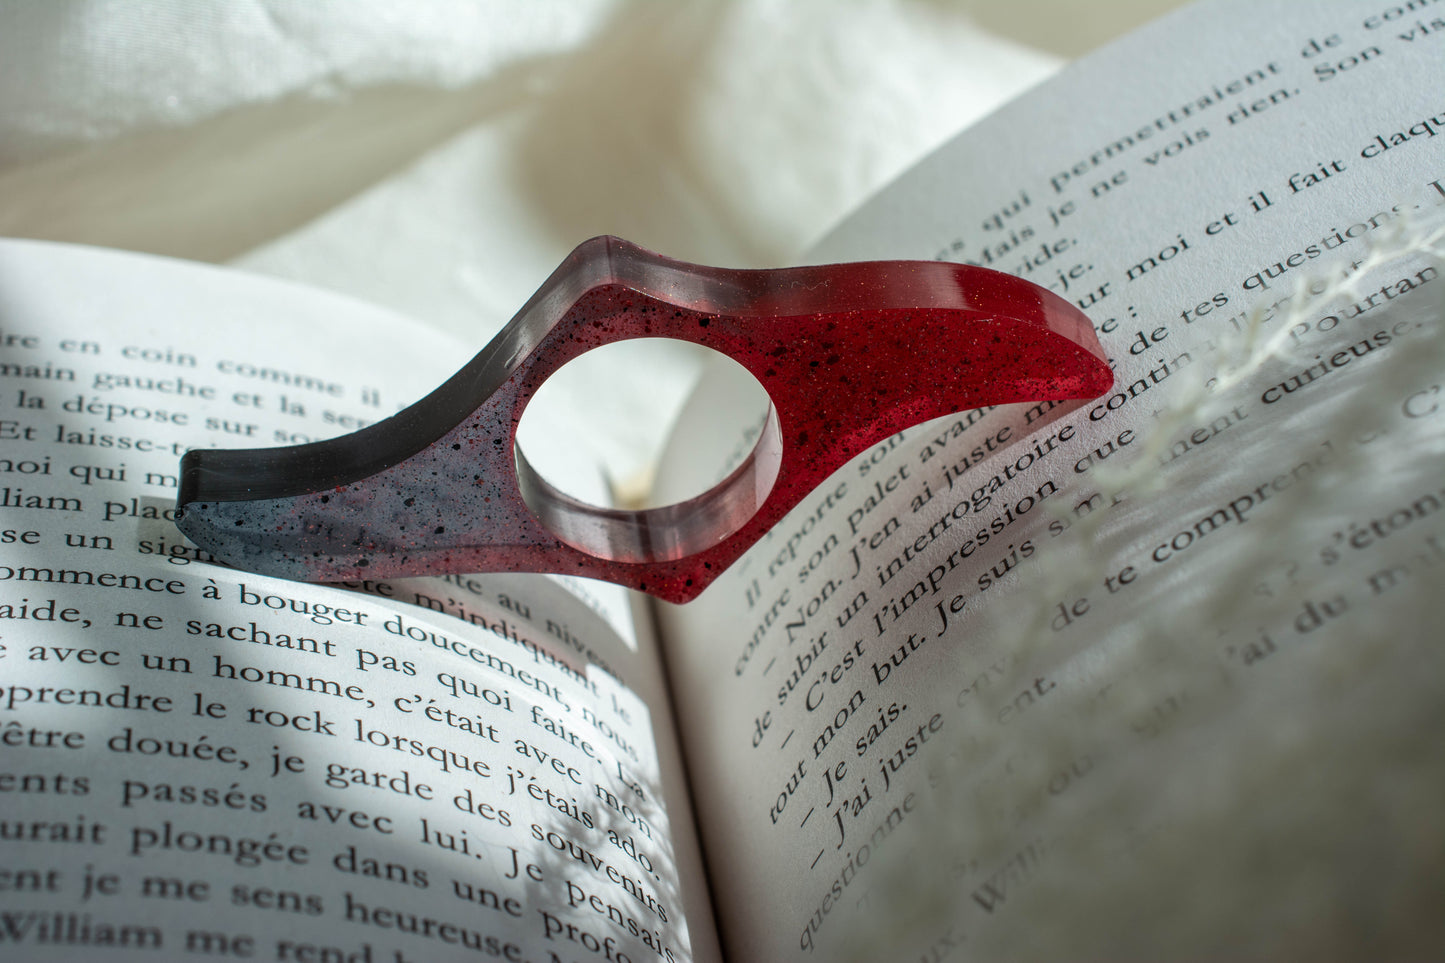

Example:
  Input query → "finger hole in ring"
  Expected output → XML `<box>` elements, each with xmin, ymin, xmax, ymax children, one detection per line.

<box><xmin>516</xmin><ymin>405</ymin><xmax>782</xmax><ymax>564</ymax></box>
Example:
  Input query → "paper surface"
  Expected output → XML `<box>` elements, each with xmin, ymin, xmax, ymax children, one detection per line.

<box><xmin>655</xmin><ymin>0</ymin><xmax>1445</xmax><ymax>957</ymax></box>
<box><xmin>0</xmin><ymin>237</ymin><xmax>721</xmax><ymax>961</ymax></box>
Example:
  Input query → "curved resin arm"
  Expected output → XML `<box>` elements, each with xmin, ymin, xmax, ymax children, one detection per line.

<box><xmin>176</xmin><ymin>236</ymin><xmax>1111</xmax><ymax>603</ymax></box>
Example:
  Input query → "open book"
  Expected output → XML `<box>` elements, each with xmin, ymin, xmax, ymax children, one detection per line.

<box><xmin>3</xmin><ymin>0</ymin><xmax>1441</xmax><ymax>959</ymax></box>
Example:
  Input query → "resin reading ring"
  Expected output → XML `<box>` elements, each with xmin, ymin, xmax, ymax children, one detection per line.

<box><xmin>176</xmin><ymin>236</ymin><xmax>1112</xmax><ymax>603</ymax></box>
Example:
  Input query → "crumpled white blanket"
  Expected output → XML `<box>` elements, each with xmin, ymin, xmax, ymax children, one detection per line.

<box><xmin>0</xmin><ymin>0</ymin><xmax>1065</xmax><ymax>492</ymax></box>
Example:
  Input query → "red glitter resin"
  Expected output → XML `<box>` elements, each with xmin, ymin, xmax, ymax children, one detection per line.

<box><xmin>177</xmin><ymin>237</ymin><xmax>1112</xmax><ymax>603</ymax></box>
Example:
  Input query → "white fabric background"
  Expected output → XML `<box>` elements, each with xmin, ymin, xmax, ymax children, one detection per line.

<box><xmin>0</xmin><ymin>0</ymin><xmax>1184</xmax><ymax>494</ymax></box>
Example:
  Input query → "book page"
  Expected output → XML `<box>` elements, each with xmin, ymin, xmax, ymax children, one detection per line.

<box><xmin>654</xmin><ymin>1</ymin><xmax>1444</xmax><ymax>959</ymax></box>
<box><xmin>0</xmin><ymin>241</ymin><xmax>719</xmax><ymax>962</ymax></box>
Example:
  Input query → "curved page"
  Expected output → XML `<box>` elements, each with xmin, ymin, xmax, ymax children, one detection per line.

<box><xmin>0</xmin><ymin>240</ymin><xmax>719</xmax><ymax>962</ymax></box>
<box><xmin>655</xmin><ymin>1</ymin><xmax>1445</xmax><ymax>959</ymax></box>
